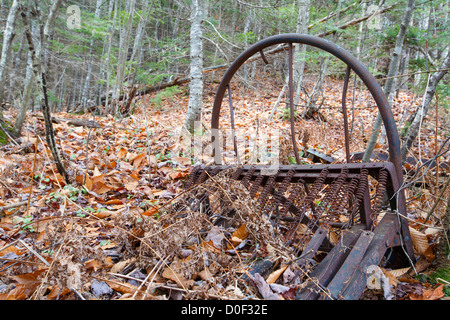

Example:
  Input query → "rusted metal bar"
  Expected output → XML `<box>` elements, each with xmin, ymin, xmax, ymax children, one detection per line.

<box><xmin>342</xmin><ymin>66</ymin><xmax>351</xmax><ymax>163</ymax></box>
<box><xmin>288</xmin><ymin>43</ymin><xmax>301</xmax><ymax>164</ymax></box>
<box><xmin>260</xmin><ymin>50</ymin><xmax>269</xmax><ymax>64</ymax></box>
<box><xmin>326</xmin><ymin>230</ymin><xmax>374</xmax><ymax>299</ymax></box>
<box><xmin>296</xmin><ymin>226</ymin><xmax>329</xmax><ymax>268</ymax></box>
<box><xmin>227</xmin><ymin>84</ymin><xmax>240</xmax><ymax>163</ymax></box>
<box><xmin>296</xmin><ymin>225</ymin><xmax>366</xmax><ymax>300</ymax></box>
<box><xmin>338</xmin><ymin>212</ymin><xmax>402</xmax><ymax>300</ymax></box>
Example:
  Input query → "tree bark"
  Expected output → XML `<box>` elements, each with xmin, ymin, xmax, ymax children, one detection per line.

<box><xmin>400</xmin><ymin>51</ymin><xmax>449</xmax><ymax>161</ymax></box>
<box><xmin>183</xmin><ymin>0</ymin><xmax>204</xmax><ymax>133</ymax></box>
<box><xmin>21</xmin><ymin>6</ymin><xmax>69</xmax><ymax>183</ymax></box>
<box><xmin>0</xmin><ymin>0</ymin><xmax>20</xmax><ymax>108</ymax></box>
<box><xmin>81</xmin><ymin>0</ymin><xmax>102</xmax><ymax>112</ymax></box>
<box><xmin>111</xmin><ymin>0</ymin><xmax>135</xmax><ymax>116</ymax></box>
<box><xmin>294</xmin><ymin>0</ymin><xmax>310</xmax><ymax>107</ymax></box>
<box><xmin>13</xmin><ymin>0</ymin><xmax>61</xmax><ymax>136</ymax></box>
<box><xmin>362</xmin><ymin>0</ymin><xmax>416</xmax><ymax>163</ymax></box>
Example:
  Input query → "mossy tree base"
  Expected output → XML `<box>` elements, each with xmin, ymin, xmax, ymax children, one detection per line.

<box><xmin>0</xmin><ymin>126</ymin><xmax>8</xmax><ymax>145</ymax></box>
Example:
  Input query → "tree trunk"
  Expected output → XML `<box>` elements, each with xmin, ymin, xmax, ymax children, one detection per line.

<box><xmin>362</xmin><ymin>0</ymin><xmax>416</xmax><ymax>163</ymax></box>
<box><xmin>81</xmin><ymin>0</ymin><xmax>102</xmax><ymax>112</ymax></box>
<box><xmin>111</xmin><ymin>0</ymin><xmax>135</xmax><ymax>116</ymax></box>
<box><xmin>13</xmin><ymin>0</ymin><xmax>61</xmax><ymax>137</ymax></box>
<box><xmin>128</xmin><ymin>1</ymin><xmax>151</xmax><ymax>86</ymax></box>
<box><xmin>183</xmin><ymin>0</ymin><xmax>204</xmax><ymax>133</ymax></box>
<box><xmin>21</xmin><ymin>5</ymin><xmax>69</xmax><ymax>183</ymax></box>
<box><xmin>400</xmin><ymin>51</ymin><xmax>449</xmax><ymax>161</ymax></box>
<box><xmin>269</xmin><ymin>0</ymin><xmax>310</xmax><ymax>120</ymax></box>
<box><xmin>293</xmin><ymin>0</ymin><xmax>310</xmax><ymax>107</ymax></box>
<box><xmin>0</xmin><ymin>0</ymin><xmax>20</xmax><ymax>107</ymax></box>
<box><xmin>13</xmin><ymin>51</ymin><xmax>34</xmax><ymax>136</ymax></box>
<box><xmin>103</xmin><ymin>0</ymin><xmax>119</xmax><ymax>113</ymax></box>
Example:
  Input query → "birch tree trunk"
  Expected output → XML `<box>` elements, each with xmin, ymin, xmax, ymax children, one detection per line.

<box><xmin>183</xmin><ymin>0</ymin><xmax>204</xmax><ymax>133</ymax></box>
<box><xmin>80</xmin><ymin>0</ymin><xmax>102</xmax><ymax>112</ymax></box>
<box><xmin>13</xmin><ymin>50</ymin><xmax>34</xmax><ymax>136</ymax></box>
<box><xmin>0</xmin><ymin>0</ymin><xmax>20</xmax><ymax>107</ymax></box>
<box><xmin>111</xmin><ymin>0</ymin><xmax>135</xmax><ymax>116</ymax></box>
<box><xmin>362</xmin><ymin>0</ymin><xmax>416</xmax><ymax>162</ymax></box>
<box><xmin>103</xmin><ymin>0</ymin><xmax>119</xmax><ymax>113</ymax></box>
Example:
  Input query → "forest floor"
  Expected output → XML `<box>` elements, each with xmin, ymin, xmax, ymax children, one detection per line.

<box><xmin>0</xmin><ymin>78</ymin><xmax>448</xmax><ymax>300</ymax></box>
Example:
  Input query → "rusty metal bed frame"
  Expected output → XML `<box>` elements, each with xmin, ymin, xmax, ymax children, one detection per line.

<box><xmin>185</xmin><ymin>34</ymin><xmax>415</xmax><ymax>300</ymax></box>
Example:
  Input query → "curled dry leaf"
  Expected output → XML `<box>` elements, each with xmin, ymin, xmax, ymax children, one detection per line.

<box><xmin>266</xmin><ymin>264</ymin><xmax>289</xmax><ymax>284</ymax></box>
<box><xmin>409</xmin><ymin>227</ymin><xmax>430</xmax><ymax>256</ymax></box>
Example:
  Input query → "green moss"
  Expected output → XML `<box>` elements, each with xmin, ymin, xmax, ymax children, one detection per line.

<box><xmin>416</xmin><ymin>267</ymin><xmax>450</xmax><ymax>297</ymax></box>
<box><xmin>0</xmin><ymin>127</ymin><xmax>8</xmax><ymax>145</ymax></box>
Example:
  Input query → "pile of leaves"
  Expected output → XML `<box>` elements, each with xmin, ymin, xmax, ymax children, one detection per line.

<box><xmin>0</xmin><ymin>79</ymin><xmax>448</xmax><ymax>300</ymax></box>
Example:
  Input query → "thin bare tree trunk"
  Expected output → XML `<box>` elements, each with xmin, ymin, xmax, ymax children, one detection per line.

<box><xmin>21</xmin><ymin>4</ymin><xmax>69</xmax><ymax>183</ymax></box>
<box><xmin>269</xmin><ymin>0</ymin><xmax>310</xmax><ymax>120</ymax></box>
<box><xmin>293</xmin><ymin>0</ymin><xmax>310</xmax><ymax>107</ymax></box>
<box><xmin>363</xmin><ymin>0</ymin><xmax>416</xmax><ymax>163</ymax></box>
<box><xmin>13</xmin><ymin>0</ymin><xmax>61</xmax><ymax>136</ymax></box>
<box><xmin>401</xmin><ymin>51</ymin><xmax>449</xmax><ymax>161</ymax></box>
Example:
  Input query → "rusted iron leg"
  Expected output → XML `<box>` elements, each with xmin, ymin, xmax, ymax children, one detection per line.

<box><xmin>359</xmin><ymin>186</ymin><xmax>373</xmax><ymax>230</ymax></box>
<box><xmin>227</xmin><ymin>84</ymin><xmax>240</xmax><ymax>163</ymax></box>
<box><xmin>288</xmin><ymin>43</ymin><xmax>300</xmax><ymax>164</ymax></box>
<box><xmin>342</xmin><ymin>66</ymin><xmax>351</xmax><ymax>163</ymax></box>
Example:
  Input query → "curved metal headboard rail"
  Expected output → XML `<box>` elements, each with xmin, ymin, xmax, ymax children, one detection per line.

<box><xmin>211</xmin><ymin>34</ymin><xmax>404</xmax><ymax>198</ymax></box>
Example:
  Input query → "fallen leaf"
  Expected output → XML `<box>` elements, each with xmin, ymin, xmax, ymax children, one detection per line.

<box><xmin>409</xmin><ymin>227</ymin><xmax>429</xmax><ymax>256</ymax></box>
<box><xmin>197</xmin><ymin>267</ymin><xmax>213</xmax><ymax>281</ymax></box>
<box><xmin>0</xmin><ymin>283</ymin><xmax>39</xmax><ymax>300</ymax></box>
<box><xmin>172</xmin><ymin>156</ymin><xmax>191</xmax><ymax>166</ymax></box>
<box><xmin>91</xmin><ymin>279</ymin><xmax>113</xmax><ymax>297</ymax></box>
<box><xmin>169</xmin><ymin>171</ymin><xmax>189</xmax><ymax>180</ymax></box>
<box><xmin>117</xmin><ymin>147</ymin><xmax>127</xmax><ymax>159</ymax></box>
<box><xmin>124</xmin><ymin>175</ymin><xmax>139</xmax><ymax>191</ymax></box>
<box><xmin>45</xmin><ymin>285</ymin><xmax>72</xmax><ymax>300</ymax></box>
<box><xmin>84</xmin><ymin>259</ymin><xmax>102</xmax><ymax>271</ymax></box>
<box><xmin>251</xmin><ymin>273</ymin><xmax>281</xmax><ymax>300</ymax></box>
<box><xmin>205</xmin><ymin>226</ymin><xmax>225</xmax><ymax>249</ymax></box>
<box><xmin>162</xmin><ymin>266</ymin><xmax>194</xmax><ymax>289</ymax></box>
<box><xmin>130</xmin><ymin>152</ymin><xmax>146</xmax><ymax>168</ymax></box>
<box><xmin>231</xmin><ymin>224</ymin><xmax>249</xmax><ymax>243</ymax></box>
<box><xmin>267</xmin><ymin>265</ymin><xmax>289</xmax><ymax>284</ymax></box>
<box><xmin>409</xmin><ymin>283</ymin><xmax>445</xmax><ymax>300</ymax></box>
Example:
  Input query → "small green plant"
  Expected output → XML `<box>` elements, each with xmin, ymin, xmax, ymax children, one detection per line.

<box><xmin>13</xmin><ymin>215</ymin><xmax>35</xmax><ymax>233</ymax></box>
<box><xmin>281</xmin><ymin>107</ymin><xmax>298</xmax><ymax>121</ymax></box>
<box><xmin>415</xmin><ymin>267</ymin><xmax>450</xmax><ymax>297</ymax></box>
<box><xmin>429</xmin><ymin>268</ymin><xmax>450</xmax><ymax>296</ymax></box>
<box><xmin>150</xmin><ymin>85</ymin><xmax>182</xmax><ymax>110</ymax></box>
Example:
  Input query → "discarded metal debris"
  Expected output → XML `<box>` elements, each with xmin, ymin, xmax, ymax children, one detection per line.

<box><xmin>183</xmin><ymin>34</ymin><xmax>415</xmax><ymax>300</ymax></box>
